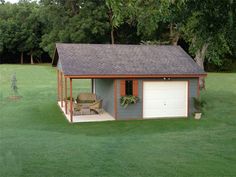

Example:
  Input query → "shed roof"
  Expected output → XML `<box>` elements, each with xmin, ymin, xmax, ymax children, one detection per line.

<box><xmin>53</xmin><ymin>43</ymin><xmax>206</xmax><ymax>77</ymax></box>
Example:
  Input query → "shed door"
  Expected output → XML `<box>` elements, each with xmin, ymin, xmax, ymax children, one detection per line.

<box><xmin>143</xmin><ymin>81</ymin><xmax>188</xmax><ymax>118</ymax></box>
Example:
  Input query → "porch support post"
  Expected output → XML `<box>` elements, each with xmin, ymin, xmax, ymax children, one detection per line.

<box><xmin>58</xmin><ymin>70</ymin><xmax>61</xmax><ymax>103</ymax></box>
<box><xmin>57</xmin><ymin>69</ymin><xmax>60</xmax><ymax>101</ymax></box>
<box><xmin>91</xmin><ymin>79</ymin><xmax>94</xmax><ymax>93</ymax></box>
<box><xmin>92</xmin><ymin>79</ymin><xmax>96</xmax><ymax>93</ymax></box>
<box><xmin>60</xmin><ymin>72</ymin><xmax>63</xmax><ymax>107</ymax></box>
<box><xmin>65</xmin><ymin>77</ymin><xmax>67</xmax><ymax>114</ymax></box>
<box><xmin>70</xmin><ymin>78</ymin><xmax>73</xmax><ymax>122</ymax></box>
<box><xmin>197</xmin><ymin>77</ymin><xmax>200</xmax><ymax>97</ymax></box>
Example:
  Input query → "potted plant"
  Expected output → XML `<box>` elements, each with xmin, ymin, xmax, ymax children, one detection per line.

<box><xmin>120</xmin><ymin>95</ymin><xmax>139</xmax><ymax>108</ymax></box>
<box><xmin>193</xmin><ymin>97</ymin><xmax>206</xmax><ymax>119</ymax></box>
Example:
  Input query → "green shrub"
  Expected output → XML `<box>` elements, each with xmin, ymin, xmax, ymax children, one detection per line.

<box><xmin>193</xmin><ymin>97</ymin><xmax>206</xmax><ymax>113</ymax></box>
<box><xmin>120</xmin><ymin>95</ymin><xmax>139</xmax><ymax>108</ymax></box>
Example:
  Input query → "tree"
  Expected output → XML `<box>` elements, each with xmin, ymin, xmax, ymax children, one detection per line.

<box><xmin>105</xmin><ymin>0</ymin><xmax>173</xmax><ymax>43</ymax></box>
<box><xmin>11</xmin><ymin>73</ymin><xmax>18</xmax><ymax>96</ymax></box>
<box><xmin>105</xmin><ymin>0</ymin><xmax>124</xmax><ymax>44</ymax></box>
<box><xmin>180</xmin><ymin>0</ymin><xmax>234</xmax><ymax>66</ymax></box>
<box><xmin>0</xmin><ymin>1</ymin><xmax>43</xmax><ymax>64</ymax></box>
<box><xmin>39</xmin><ymin>0</ymin><xmax>110</xmax><ymax>57</ymax></box>
<box><xmin>17</xmin><ymin>1</ymin><xmax>42</xmax><ymax>64</ymax></box>
<box><xmin>180</xmin><ymin>0</ymin><xmax>235</xmax><ymax>87</ymax></box>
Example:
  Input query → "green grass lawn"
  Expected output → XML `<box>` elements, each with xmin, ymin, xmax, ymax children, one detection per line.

<box><xmin>0</xmin><ymin>65</ymin><xmax>236</xmax><ymax>177</ymax></box>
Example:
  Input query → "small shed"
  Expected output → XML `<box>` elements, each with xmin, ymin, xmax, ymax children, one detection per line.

<box><xmin>53</xmin><ymin>43</ymin><xmax>206</xmax><ymax>122</ymax></box>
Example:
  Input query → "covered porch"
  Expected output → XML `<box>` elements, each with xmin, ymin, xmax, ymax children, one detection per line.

<box><xmin>57</xmin><ymin>70</ymin><xmax>115</xmax><ymax>123</ymax></box>
<box><xmin>58</xmin><ymin>101</ymin><xmax>115</xmax><ymax>123</ymax></box>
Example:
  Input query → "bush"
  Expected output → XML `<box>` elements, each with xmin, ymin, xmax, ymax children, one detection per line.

<box><xmin>120</xmin><ymin>95</ymin><xmax>139</xmax><ymax>108</ymax></box>
<box><xmin>193</xmin><ymin>97</ymin><xmax>206</xmax><ymax>113</ymax></box>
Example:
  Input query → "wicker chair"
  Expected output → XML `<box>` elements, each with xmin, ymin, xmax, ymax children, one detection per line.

<box><xmin>89</xmin><ymin>99</ymin><xmax>103</xmax><ymax>114</ymax></box>
<box><xmin>67</xmin><ymin>101</ymin><xmax>82</xmax><ymax>115</ymax></box>
<box><xmin>76</xmin><ymin>93</ymin><xmax>97</xmax><ymax>103</ymax></box>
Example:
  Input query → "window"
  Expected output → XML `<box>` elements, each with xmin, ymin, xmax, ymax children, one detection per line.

<box><xmin>125</xmin><ymin>80</ymin><xmax>133</xmax><ymax>96</ymax></box>
<box><xmin>120</xmin><ymin>80</ymin><xmax>138</xmax><ymax>97</ymax></box>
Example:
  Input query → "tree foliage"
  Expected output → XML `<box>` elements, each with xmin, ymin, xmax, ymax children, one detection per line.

<box><xmin>0</xmin><ymin>0</ymin><xmax>235</xmax><ymax>70</ymax></box>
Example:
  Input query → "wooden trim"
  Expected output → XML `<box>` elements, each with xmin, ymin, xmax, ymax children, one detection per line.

<box><xmin>70</xmin><ymin>78</ymin><xmax>73</xmax><ymax>122</ymax></box>
<box><xmin>187</xmin><ymin>80</ymin><xmax>190</xmax><ymax>117</ymax></box>
<box><xmin>59</xmin><ymin>70</ymin><xmax>61</xmax><ymax>102</ymax></box>
<box><xmin>114</xmin><ymin>79</ymin><xmax>117</xmax><ymax>119</ymax></box>
<box><xmin>57</xmin><ymin>69</ymin><xmax>60</xmax><ymax>101</ymax></box>
<box><xmin>197</xmin><ymin>77</ymin><xmax>200</xmax><ymax>97</ymax></box>
<box><xmin>120</xmin><ymin>80</ymin><xmax>126</xmax><ymax>96</ymax></box>
<box><xmin>141</xmin><ymin>80</ymin><xmax>143</xmax><ymax>119</ymax></box>
<box><xmin>91</xmin><ymin>79</ymin><xmax>94</xmax><ymax>93</ymax></box>
<box><xmin>60</xmin><ymin>72</ymin><xmax>63</xmax><ymax>107</ymax></box>
<box><xmin>65</xmin><ymin>77</ymin><xmax>67</xmax><ymax>114</ymax></box>
<box><xmin>64</xmin><ymin>74</ymin><xmax>207</xmax><ymax>79</ymax></box>
<box><xmin>133</xmin><ymin>80</ymin><xmax>138</xmax><ymax>96</ymax></box>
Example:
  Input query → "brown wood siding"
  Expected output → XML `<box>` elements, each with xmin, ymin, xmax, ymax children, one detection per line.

<box><xmin>133</xmin><ymin>80</ymin><xmax>138</xmax><ymax>96</ymax></box>
<box><xmin>120</xmin><ymin>80</ymin><xmax>126</xmax><ymax>96</ymax></box>
<box><xmin>65</xmin><ymin>77</ymin><xmax>67</xmax><ymax>114</ymax></box>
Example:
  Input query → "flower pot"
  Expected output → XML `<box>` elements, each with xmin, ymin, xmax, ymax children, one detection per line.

<box><xmin>194</xmin><ymin>112</ymin><xmax>202</xmax><ymax>120</ymax></box>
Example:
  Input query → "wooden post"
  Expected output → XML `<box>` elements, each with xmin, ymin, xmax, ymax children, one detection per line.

<box><xmin>65</xmin><ymin>77</ymin><xmax>67</xmax><ymax>114</ymax></box>
<box><xmin>70</xmin><ymin>78</ymin><xmax>73</xmax><ymax>122</ymax></box>
<box><xmin>91</xmin><ymin>79</ymin><xmax>94</xmax><ymax>93</ymax></box>
<box><xmin>57</xmin><ymin>70</ymin><xmax>60</xmax><ymax>101</ymax></box>
<box><xmin>197</xmin><ymin>77</ymin><xmax>200</xmax><ymax>97</ymax></box>
<box><xmin>61</xmin><ymin>72</ymin><xmax>63</xmax><ymax>107</ymax></box>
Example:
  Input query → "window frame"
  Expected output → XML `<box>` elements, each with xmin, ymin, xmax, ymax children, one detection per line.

<box><xmin>125</xmin><ymin>80</ymin><xmax>133</xmax><ymax>96</ymax></box>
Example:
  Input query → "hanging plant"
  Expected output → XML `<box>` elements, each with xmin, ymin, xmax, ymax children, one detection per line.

<box><xmin>120</xmin><ymin>95</ymin><xmax>139</xmax><ymax>108</ymax></box>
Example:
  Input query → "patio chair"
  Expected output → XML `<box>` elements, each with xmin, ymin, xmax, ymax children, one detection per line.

<box><xmin>89</xmin><ymin>99</ymin><xmax>103</xmax><ymax>114</ymax></box>
<box><xmin>67</xmin><ymin>101</ymin><xmax>82</xmax><ymax>115</ymax></box>
<box><xmin>76</xmin><ymin>93</ymin><xmax>96</xmax><ymax>104</ymax></box>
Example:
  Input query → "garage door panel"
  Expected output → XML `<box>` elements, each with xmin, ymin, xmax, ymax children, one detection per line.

<box><xmin>143</xmin><ymin>81</ymin><xmax>188</xmax><ymax>118</ymax></box>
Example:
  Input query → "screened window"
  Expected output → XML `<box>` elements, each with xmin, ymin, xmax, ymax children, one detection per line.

<box><xmin>125</xmin><ymin>80</ymin><xmax>133</xmax><ymax>95</ymax></box>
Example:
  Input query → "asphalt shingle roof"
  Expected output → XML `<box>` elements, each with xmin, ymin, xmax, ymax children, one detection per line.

<box><xmin>54</xmin><ymin>43</ymin><xmax>205</xmax><ymax>76</ymax></box>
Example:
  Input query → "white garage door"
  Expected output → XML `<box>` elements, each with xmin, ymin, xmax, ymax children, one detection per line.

<box><xmin>143</xmin><ymin>81</ymin><xmax>188</xmax><ymax>118</ymax></box>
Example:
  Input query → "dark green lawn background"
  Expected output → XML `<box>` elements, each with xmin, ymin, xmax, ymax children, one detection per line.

<box><xmin>0</xmin><ymin>65</ymin><xmax>236</xmax><ymax>177</ymax></box>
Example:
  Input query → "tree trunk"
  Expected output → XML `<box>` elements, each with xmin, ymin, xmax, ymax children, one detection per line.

<box><xmin>30</xmin><ymin>51</ymin><xmax>34</xmax><ymax>64</ymax></box>
<box><xmin>170</xmin><ymin>22</ymin><xmax>173</xmax><ymax>38</ymax></box>
<box><xmin>108</xmin><ymin>9</ymin><xmax>115</xmax><ymax>44</ymax></box>
<box><xmin>70</xmin><ymin>0</ymin><xmax>78</xmax><ymax>15</ymax></box>
<box><xmin>169</xmin><ymin>23</ymin><xmax>179</xmax><ymax>45</ymax></box>
<box><xmin>194</xmin><ymin>43</ymin><xmax>209</xmax><ymax>89</ymax></box>
<box><xmin>20</xmin><ymin>52</ymin><xmax>23</xmax><ymax>64</ymax></box>
<box><xmin>194</xmin><ymin>43</ymin><xmax>208</xmax><ymax>69</ymax></box>
<box><xmin>111</xmin><ymin>25</ymin><xmax>114</xmax><ymax>44</ymax></box>
<box><xmin>172</xmin><ymin>33</ymin><xmax>179</xmax><ymax>46</ymax></box>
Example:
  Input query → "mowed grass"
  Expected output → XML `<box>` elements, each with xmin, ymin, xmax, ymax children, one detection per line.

<box><xmin>0</xmin><ymin>65</ymin><xmax>236</xmax><ymax>177</ymax></box>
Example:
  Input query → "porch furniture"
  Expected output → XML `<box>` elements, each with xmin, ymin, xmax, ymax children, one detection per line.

<box><xmin>81</xmin><ymin>107</ymin><xmax>91</xmax><ymax>115</ymax></box>
<box><xmin>67</xmin><ymin>101</ymin><xmax>82</xmax><ymax>115</ymax></box>
<box><xmin>77</xmin><ymin>93</ymin><xmax>96</xmax><ymax>104</ymax></box>
<box><xmin>89</xmin><ymin>99</ymin><xmax>103</xmax><ymax>114</ymax></box>
<box><xmin>66</xmin><ymin>93</ymin><xmax>103</xmax><ymax>115</ymax></box>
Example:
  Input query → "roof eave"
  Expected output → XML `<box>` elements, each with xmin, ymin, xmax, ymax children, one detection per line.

<box><xmin>64</xmin><ymin>73</ymin><xmax>207</xmax><ymax>79</ymax></box>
